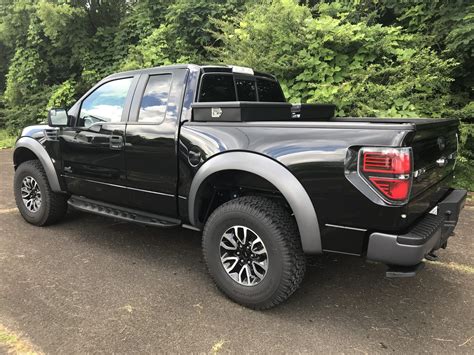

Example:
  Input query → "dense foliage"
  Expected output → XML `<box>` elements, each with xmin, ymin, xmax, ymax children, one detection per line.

<box><xmin>0</xmin><ymin>0</ymin><xmax>472</xmax><ymax>188</ymax></box>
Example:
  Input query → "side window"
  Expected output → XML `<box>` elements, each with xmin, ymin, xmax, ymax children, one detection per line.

<box><xmin>79</xmin><ymin>77</ymin><xmax>133</xmax><ymax>127</ymax></box>
<box><xmin>199</xmin><ymin>74</ymin><xmax>236</xmax><ymax>102</ymax></box>
<box><xmin>235</xmin><ymin>78</ymin><xmax>257</xmax><ymax>101</ymax></box>
<box><xmin>138</xmin><ymin>74</ymin><xmax>172</xmax><ymax>123</ymax></box>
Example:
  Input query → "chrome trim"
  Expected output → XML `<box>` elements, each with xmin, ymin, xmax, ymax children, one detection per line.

<box><xmin>325</xmin><ymin>224</ymin><xmax>367</xmax><ymax>232</ymax></box>
<box><xmin>436</xmin><ymin>158</ymin><xmax>447</xmax><ymax>167</ymax></box>
<box><xmin>63</xmin><ymin>175</ymin><xmax>175</xmax><ymax>198</ymax></box>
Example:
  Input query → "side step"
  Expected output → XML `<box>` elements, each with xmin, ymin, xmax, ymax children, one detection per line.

<box><xmin>385</xmin><ymin>262</ymin><xmax>425</xmax><ymax>278</ymax></box>
<box><xmin>68</xmin><ymin>196</ymin><xmax>181</xmax><ymax>228</ymax></box>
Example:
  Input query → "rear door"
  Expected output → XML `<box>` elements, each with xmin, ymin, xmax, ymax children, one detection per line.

<box><xmin>124</xmin><ymin>68</ymin><xmax>188</xmax><ymax>217</ymax></box>
<box><xmin>59</xmin><ymin>75</ymin><xmax>138</xmax><ymax>206</ymax></box>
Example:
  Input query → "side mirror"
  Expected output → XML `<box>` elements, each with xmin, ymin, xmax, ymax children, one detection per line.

<box><xmin>48</xmin><ymin>108</ymin><xmax>69</xmax><ymax>127</ymax></box>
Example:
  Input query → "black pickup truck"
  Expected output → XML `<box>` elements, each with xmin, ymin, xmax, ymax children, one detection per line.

<box><xmin>13</xmin><ymin>64</ymin><xmax>467</xmax><ymax>309</ymax></box>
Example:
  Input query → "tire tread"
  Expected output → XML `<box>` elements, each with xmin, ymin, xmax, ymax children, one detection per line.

<box><xmin>203</xmin><ymin>196</ymin><xmax>306</xmax><ymax>310</ymax></box>
<box><xmin>14</xmin><ymin>160</ymin><xmax>67</xmax><ymax>226</ymax></box>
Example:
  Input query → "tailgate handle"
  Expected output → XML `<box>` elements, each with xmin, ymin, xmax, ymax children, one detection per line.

<box><xmin>436</xmin><ymin>158</ymin><xmax>447</xmax><ymax>167</ymax></box>
<box><xmin>109</xmin><ymin>135</ymin><xmax>124</xmax><ymax>150</ymax></box>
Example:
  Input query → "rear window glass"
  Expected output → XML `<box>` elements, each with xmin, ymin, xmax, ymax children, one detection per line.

<box><xmin>256</xmin><ymin>78</ymin><xmax>285</xmax><ymax>102</ymax></box>
<box><xmin>198</xmin><ymin>74</ymin><xmax>286</xmax><ymax>102</ymax></box>
<box><xmin>236</xmin><ymin>78</ymin><xmax>257</xmax><ymax>101</ymax></box>
<box><xmin>199</xmin><ymin>74</ymin><xmax>236</xmax><ymax>102</ymax></box>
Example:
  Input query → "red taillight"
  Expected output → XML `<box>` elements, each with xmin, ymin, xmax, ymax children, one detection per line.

<box><xmin>362</xmin><ymin>150</ymin><xmax>411</xmax><ymax>174</ymax></box>
<box><xmin>368</xmin><ymin>177</ymin><xmax>410</xmax><ymax>201</ymax></box>
<box><xmin>359</xmin><ymin>147</ymin><xmax>412</xmax><ymax>203</ymax></box>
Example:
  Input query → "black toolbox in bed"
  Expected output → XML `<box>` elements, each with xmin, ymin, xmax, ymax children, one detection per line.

<box><xmin>192</xmin><ymin>101</ymin><xmax>292</xmax><ymax>122</ymax></box>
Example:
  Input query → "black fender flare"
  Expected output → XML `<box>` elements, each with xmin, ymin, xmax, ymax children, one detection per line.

<box><xmin>14</xmin><ymin>137</ymin><xmax>62</xmax><ymax>192</ymax></box>
<box><xmin>188</xmin><ymin>152</ymin><xmax>322</xmax><ymax>254</ymax></box>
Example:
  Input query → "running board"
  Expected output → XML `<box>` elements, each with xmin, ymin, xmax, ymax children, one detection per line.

<box><xmin>68</xmin><ymin>196</ymin><xmax>181</xmax><ymax>228</ymax></box>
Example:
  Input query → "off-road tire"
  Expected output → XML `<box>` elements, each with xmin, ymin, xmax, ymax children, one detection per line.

<box><xmin>14</xmin><ymin>160</ymin><xmax>67</xmax><ymax>226</ymax></box>
<box><xmin>202</xmin><ymin>196</ymin><xmax>306</xmax><ymax>310</ymax></box>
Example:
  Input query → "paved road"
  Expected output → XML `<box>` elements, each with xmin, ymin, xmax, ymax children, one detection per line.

<box><xmin>0</xmin><ymin>149</ymin><xmax>473</xmax><ymax>353</ymax></box>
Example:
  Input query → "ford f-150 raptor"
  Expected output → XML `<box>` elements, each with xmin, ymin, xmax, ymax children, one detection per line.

<box><xmin>13</xmin><ymin>64</ymin><xmax>467</xmax><ymax>309</ymax></box>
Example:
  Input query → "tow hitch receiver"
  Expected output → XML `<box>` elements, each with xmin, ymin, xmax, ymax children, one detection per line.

<box><xmin>385</xmin><ymin>262</ymin><xmax>425</xmax><ymax>278</ymax></box>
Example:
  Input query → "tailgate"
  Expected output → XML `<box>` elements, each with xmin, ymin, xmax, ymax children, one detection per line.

<box><xmin>407</xmin><ymin>119</ymin><xmax>458</xmax><ymax>198</ymax></box>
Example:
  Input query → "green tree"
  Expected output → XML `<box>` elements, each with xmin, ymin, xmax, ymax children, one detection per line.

<box><xmin>214</xmin><ymin>0</ymin><xmax>457</xmax><ymax>117</ymax></box>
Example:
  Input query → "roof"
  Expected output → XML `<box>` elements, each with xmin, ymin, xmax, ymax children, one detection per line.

<box><xmin>106</xmin><ymin>64</ymin><xmax>276</xmax><ymax>80</ymax></box>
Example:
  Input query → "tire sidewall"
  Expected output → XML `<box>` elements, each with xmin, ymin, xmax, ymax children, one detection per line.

<box><xmin>14</xmin><ymin>162</ymin><xmax>50</xmax><ymax>225</ymax></box>
<box><xmin>204</xmin><ymin>208</ymin><xmax>287</xmax><ymax>307</ymax></box>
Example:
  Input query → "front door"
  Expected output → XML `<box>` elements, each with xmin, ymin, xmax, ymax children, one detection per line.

<box><xmin>59</xmin><ymin>76</ymin><xmax>138</xmax><ymax>206</ymax></box>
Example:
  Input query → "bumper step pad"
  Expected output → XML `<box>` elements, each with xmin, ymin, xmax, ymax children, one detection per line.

<box><xmin>385</xmin><ymin>262</ymin><xmax>425</xmax><ymax>278</ymax></box>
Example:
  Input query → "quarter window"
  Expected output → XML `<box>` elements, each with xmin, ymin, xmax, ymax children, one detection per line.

<box><xmin>79</xmin><ymin>77</ymin><xmax>133</xmax><ymax>127</ymax></box>
<box><xmin>138</xmin><ymin>74</ymin><xmax>172</xmax><ymax>123</ymax></box>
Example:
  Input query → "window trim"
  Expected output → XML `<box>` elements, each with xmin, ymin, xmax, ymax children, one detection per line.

<box><xmin>76</xmin><ymin>76</ymin><xmax>137</xmax><ymax>127</ymax></box>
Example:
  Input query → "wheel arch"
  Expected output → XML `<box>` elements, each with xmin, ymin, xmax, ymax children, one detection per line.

<box><xmin>14</xmin><ymin>137</ymin><xmax>62</xmax><ymax>192</ymax></box>
<box><xmin>188</xmin><ymin>151</ymin><xmax>322</xmax><ymax>254</ymax></box>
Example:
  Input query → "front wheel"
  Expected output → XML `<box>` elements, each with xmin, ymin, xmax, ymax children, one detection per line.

<box><xmin>202</xmin><ymin>196</ymin><xmax>306</xmax><ymax>310</ymax></box>
<box><xmin>14</xmin><ymin>160</ymin><xmax>68</xmax><ymax>226</ymax></box>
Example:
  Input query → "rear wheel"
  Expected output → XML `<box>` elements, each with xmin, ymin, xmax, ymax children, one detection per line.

<box><xmin>202</xmin><ymin>196</ymin><xmax>306</xmax><ymax>309</ymax></box>
<box><xmin>14</xmin><ymin>160</ymin><xmax>68</xmax><ymax>226</ymax></box>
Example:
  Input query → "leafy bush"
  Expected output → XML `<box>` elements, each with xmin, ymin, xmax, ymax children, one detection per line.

<box><xmin>213</xmin><ymin>1</ymin><xmax>458</xmax><ymax>118</ymax></box>
<box><xmin>47</xmin><ymin>79</ymin><xmax>77</xmax><ymax>109</ymax></box>
<box><xmin>0</xmin><ymin>129</ymin><xmax>16</xmax><ymax>149</ymax></box>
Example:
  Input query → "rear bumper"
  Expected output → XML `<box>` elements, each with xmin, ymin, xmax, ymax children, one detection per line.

<box><xmin>366</xmin><ymin>189</ymin><xmax>467</xmax><ymax>266</ymax></box>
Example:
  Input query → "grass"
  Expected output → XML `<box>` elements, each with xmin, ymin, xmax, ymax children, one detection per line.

<box><xmin>0</xmin><ymin>129</ymin><xmax>16</xmax><ymax>149</ymax></box>
<box><xmin>211</xmin><ymin>340</ymin><xmax>226</xmax><ymax>354</ymax></box>
<box><xmin>0</xmin><ymin>324</ymin><xmax>40</xmax><ymax>354</ymax></box>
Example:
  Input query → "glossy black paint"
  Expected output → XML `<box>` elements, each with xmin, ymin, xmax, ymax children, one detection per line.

<box><xmin>178</xmin><ymin>120</ymin><xmax>456</xmax><ymax>255</ymax></box>
<box><xmin>123</xmin><ymin>67</ymin><xmax>188</xmax><ymax>216</ymax></box>
<box><xmin>178</xmin><ymin>122</ymin><xmax>408</xmax><ymax>229</ymax></box>
<box><xmin>17</xmin><ymin>64</ymin><xmax>458</xmax><ymax>256</ymax></box>
<box><xmin>59</xmin><ymin>123</ymin><xmax>126</xmax><ymax>204</ymax></box>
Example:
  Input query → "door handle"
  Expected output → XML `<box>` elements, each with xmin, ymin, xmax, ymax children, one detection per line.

<box><xmin>109</xmin><ymin>135</ymin><xmax>124</xmax><ymax>150</ymax></box>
